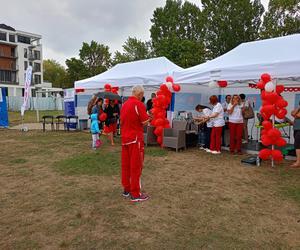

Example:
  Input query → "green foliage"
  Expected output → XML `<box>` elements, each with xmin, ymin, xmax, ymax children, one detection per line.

<box><xmin>43</xmin><ymin>59</ymin><xmax>70</xmax><ymax>88</ymax></box>
<box><xmin>113</xmin><ymin>37</ymin><xmax>153</xmax><ymax>65</ymax></box>
<box><xmin>202</xmin><ymin>0</ymin><xmax>264</xmax><ymax>59</ymax></box>
<box><xmin>54</xmin><ymin>151</ymin><xmax>120</xmax><ymax>176</ymax></box>
<box><xmin>260</xmin><ymin>0</ymin><xmax>300</xmax><ymax>38</ymax></box>
<box><xmin>66</xmin><ymin>41</ymin><xmax>111</xmax><ymax>84</ymax></box>
<box><xmin>150</xmin><ymin>0</ymin><xmax>205</xmax><ymax>67</ymax></box>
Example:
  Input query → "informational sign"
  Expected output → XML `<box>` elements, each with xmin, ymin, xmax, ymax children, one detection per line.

<box><xmin>64</xmin><ymin>88</ymin><xmax>76</xmax><ymax>129</ymax></box>
<box><xmin>0</xmin><ymin>88</ymin><xmax>9</xmax><ymax>127</ymax></box>
<box><xmin>21</xmin><ymin>66</ymin><xmax>33</xmax><ymax>116</ymax></box>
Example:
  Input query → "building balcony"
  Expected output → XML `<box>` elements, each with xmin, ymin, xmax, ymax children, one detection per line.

<box><xmin>0</xmin><ymin>51</ymin><xmax>18</xmax><ymax>59</ymax></box>
<box><xmin>0</xmin><ymin>80</ymin><xmax>19</xmax><ymax>85</ymax></box>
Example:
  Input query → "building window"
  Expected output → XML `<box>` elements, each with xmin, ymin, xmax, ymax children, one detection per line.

<box><xmin>17</xmin><ymin>35</ymin><xmax>31</xmax><ymax>44</ymax></box>
<box><xmin>24</xmin><ymin>61</ymin><xmax>28</xmax><ymax>70</ymax></box>
<box><xmin>24</xmin><ymin>48</ymin><xmax>27</xmax><ymax>58</ymax></box>
<box><xmin>0</xmin><ymin>70</ymin><xmax>12</xmax><ymax>82</ymax></box>
<box><xmin>29</xmin><ymin>61</ymin><xmax>32</xmax><ymax>66</ymax></box>
<box><xmin>34</xmin><ymin>50</ymin><xmax>41</xmax><ymax>60</ymax></box>
<box><xmin>29</xmin><ymin>49</ymin><xmax>33</xmax><ymax>60</ymax></box>
<box><xmin>34</xmin><ymin>74</ymin><xmax>41</xmax><ymax>84</ymax></box>
<box><xmin>34</xmin><ymin>62</ymin><xmax>41</xmax><ymax>72</ymax></box>
<box><xmin>0</xmin><ymin>32</ymin><xmax>6</xmax><ymax>41</ymax></box>
<box><xmin>9</xmin><ymin>34</ymin><xmax>15</xmax><ymax>42</ymax></box>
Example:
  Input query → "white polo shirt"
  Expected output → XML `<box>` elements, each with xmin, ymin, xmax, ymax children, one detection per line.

<box><xmin>228</xmin><ymin>103</ymin><xmax>244</xmax><ymax>124</ymax></box>
<box><xmin>211</xmin><ymin>103</ymin><xmax>225</xmax><ymax>127</ymax></box>
<box><xmin>203</xmin><ymin>108</ymin><xmax>213</xmax><ymax>128</ymax></box>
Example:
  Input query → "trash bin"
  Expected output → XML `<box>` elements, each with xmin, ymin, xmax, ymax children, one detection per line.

<box><xmin>79</xmin><ymin>119</ymin><xmax>88</xmax><ymax>130</ymax></box>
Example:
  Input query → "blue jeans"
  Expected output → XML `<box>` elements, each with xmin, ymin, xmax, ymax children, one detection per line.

<box><xmin>198</xmin><ymin>127</ymin><xmax>211</xmax><ymax>148</ymax></box>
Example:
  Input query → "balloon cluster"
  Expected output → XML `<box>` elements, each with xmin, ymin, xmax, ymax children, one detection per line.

<box><xmin>257</xmin><ymin>73</ymin><xmax>288</xmax><ymax>162</ymax></box>
<box><xmin>209</xmin><ymin>80</ymin><xmax>228</xmax><ymax>88</ymax></box>
<box><xmin>150</xmin><ymin>76</ymin><xmax>181</xmax><ymax>145</ymax></box>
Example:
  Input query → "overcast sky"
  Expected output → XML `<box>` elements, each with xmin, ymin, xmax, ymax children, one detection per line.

<box><xmin>2</xmin><ymin>0</ymin><xmax>269</xmax><ymax>66</ymax></box>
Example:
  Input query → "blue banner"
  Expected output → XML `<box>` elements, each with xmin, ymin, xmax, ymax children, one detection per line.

<box><xmin>0</xmin><ymin>88</ymin><xmax>9</xmax><ymax>127</ymax></box>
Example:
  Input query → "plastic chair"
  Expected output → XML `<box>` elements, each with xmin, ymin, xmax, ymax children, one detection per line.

<box><xmin>55</xmin><ymin>115</ymin><xmax>67</xmax><ymax>131</ymax></box>
<box><xmin>42</xmin><ymin>115</ymin><xmax>54</xmax><ymax>132</ymax></box>
<box><xmin>144</xmin><ymin>126</ymin><xmax>157</xmax><ymax>146</ymax></box>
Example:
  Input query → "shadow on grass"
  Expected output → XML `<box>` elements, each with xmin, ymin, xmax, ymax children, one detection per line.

<box><xmin>53</xmin><ymin>151</ymin><xmax>120</xmax><ymax>176</ymax></box>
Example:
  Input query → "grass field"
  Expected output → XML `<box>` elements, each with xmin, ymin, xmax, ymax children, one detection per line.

<box><xmin>0</xmin><ymin>129</ymin><xmax>300</xmax><ymax>249</ymax></box>
<box><xmin>8</xmin><ymin>111</ymin><xmax>63</xmax><ymax>127</ymax></box>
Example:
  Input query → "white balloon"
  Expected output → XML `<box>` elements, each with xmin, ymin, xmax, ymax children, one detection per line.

<box><xmin>165</xmin><ymin>82</ymin><xmax>173</xmax><ymax>90</ymax></box>
<box><xmin>208</xmin><ymin>81</ymin><xmax>217</xmax><ymax>88</ymax></box>
<box><xmin>265</xmin><ymin>81</ymin><xmax>275</xmax><ymax>92</ymax></box>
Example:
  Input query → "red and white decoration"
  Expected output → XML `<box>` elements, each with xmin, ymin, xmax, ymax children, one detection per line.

<box><xmin>151</xmin><ymin>77</ymin><xmax>181</xmax><ymax>145</ymax></box>
<box><xmin>257</xmin><ymin>73</ymin><xmax>288</xmax><ymax>163</ymax></box>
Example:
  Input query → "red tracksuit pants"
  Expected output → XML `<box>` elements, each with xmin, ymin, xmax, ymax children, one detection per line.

<box><xmin>121</xmin><ymin>140</ymin><xmax>144</xmax><ymax>198</ymax></box>
<box><xmin>229</xmin><ymin>122</ymin><xmax>244</xmax><ymax>152</ymax></box>
<box><xmin>210</xmin><ymin>127</ymin><xmax>223</xmax><ymax>152</ymax></box>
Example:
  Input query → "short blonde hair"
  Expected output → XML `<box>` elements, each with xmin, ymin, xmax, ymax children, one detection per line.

<box><xmin>132</xmin><ymin>85</ymin><xmax>144</xmax><ymax>96</ymax></box>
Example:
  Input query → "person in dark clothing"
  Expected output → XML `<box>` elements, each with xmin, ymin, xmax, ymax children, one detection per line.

<box><xmin>104</xmin><ymin>100</ymin><xmax>120</xmax><ymax>145</ymax></box>
<box><xmin>146</xmin><ymin>93</ymin><xmax>156</xmax><ymax>112</ymax></box>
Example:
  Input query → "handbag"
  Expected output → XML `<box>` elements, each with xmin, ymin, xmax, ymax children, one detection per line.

<box><xmin>243</xmin><ymin>105</ymin><xmax>254</xmax><ymax>119</ymax></box>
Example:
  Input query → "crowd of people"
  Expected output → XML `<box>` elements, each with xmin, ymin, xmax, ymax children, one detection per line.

<box><xmin>194</xmin><ymin>94</ymin><xmax>252</xmax><ymax>155</ymax></box>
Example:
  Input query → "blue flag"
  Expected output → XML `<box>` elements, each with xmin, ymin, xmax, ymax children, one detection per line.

<box><xmin>0</xmin><ymin>88</ymin><xmax>9</xmax><ymax>127</ymax></box>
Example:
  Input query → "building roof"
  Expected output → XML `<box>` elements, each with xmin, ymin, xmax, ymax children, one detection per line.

<box><xmin>0</xmin><ymin>24</ymin><xmax>16</xmax><ymax>31</ymax></box>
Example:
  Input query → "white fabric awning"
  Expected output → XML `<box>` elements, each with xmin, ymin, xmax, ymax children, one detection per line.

<box><xmin>75</xmin><ymin>57</ymin><xmax>182</xmax><ymax>89</ymax></box>
<box><xmin>174</xmin><ymin>34</ymin><xmax>300</xmax><ymax>84</ymax></box>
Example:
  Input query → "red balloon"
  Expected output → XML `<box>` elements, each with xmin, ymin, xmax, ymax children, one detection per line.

<box><xmin>262</xmin><ymin>121</ymin><xmax>273</xmax><ymax>130</ymax></box>
<box><xmin>276</xmin><ymin>137</ymin><xmax>287</xmax><ymax>147</ymax></box>
<box><xmin>267</xmin><ymin>128</ymin><xmax>281</xmax><ymax>139</ymax></box>
<box><xmin>261</xmin><ymin>90</ymin><xmax>267</xmax><ymax>100</ymax></box>
<box><xmin>272</xmin><ymin>149</ymin><xmax>283</xmax><ymax>162</ymax></box>
<box><xmin>261</xmin><ymin>129</ymin><xmax>268</xmax><ymax>136</ymax></box>
<box><xmin>104</xmin><ymin>84</ymin><xmax>112</xmax><ymax>91</ymax></box>
<box><xmin>257</xmin><ymin>80</ymin><xmax>266</xmax><ymax>90</ymax></box>
<box><xmin>261</xmin><ymin>135</ymin><xmax>272</xmax><ymax>146</ymax></box>
<box><xmin>166</xmin><ymin>76</ymin><xmax>174</xmax><ymax>83</ymax></box>
<box><xmin>259</xmin><ymin>148</ymin><xmax>272</xmax><ymax>160</ymax></box>
<box><xmin>160</xmin><ymin>84</ymin><xmax>168</xmax><ymax>92</ymax></box>
<box><xmin>261</xmin><ymin>105</ymin><xmax>276</xmax><ymax>116</ymax></box>
<box><xmin>99</xmin><ymin>113</ymin><xmax>107</xmax><ymax>122</ymax></box>
<box><xmin>261</xmin><ymin>73</ymin><xmax>271</xmax><ymax>84</ymax></box>
<box><xmin>154</xmin><ymin>126</ymin><xmax>164</xmax><ymax>136</ymax></box>
<box><xmin>157</xmin><ymin>136</ymin><xmax>163</xmax><ymax>145</ymax></box>
<box><xmin>265</xmin><ymin>92</ymin><xmax>280</xmax><ymax>104</ymax></box>
<box><xmin>104</xmin><ymin>99</ymin><xmax>109</xmax><ymax>105</ymax></box>
<box><xmin>276</xmin><ymin>85</ymin><xmax>284</xmax><ymax>95</ymax></box>
<box><xmin>275</xmin><ymin>108</ymin><xmax>287</xmax><ymax>119</ymax></box>
<box><xmin>172</xmin><ymin>84</ymin><xmax>181</xmax><ymax>92</ymax></box>
<box><xmin>154</xmin><ymin>118</ymin><xmax>165</xmax><ymax>126</ymax></box>
<box><xmin>261</xmin><ymin>111</ymin><xmax>271</xmax><ymax>121</ymax></box>
<box><xmin>218</xmin><ymin>80</ymin><xmax>228</xmax><ymax>88</ymax></box>
<box><xmin>276</xmin><ymin>98</ymin><xmax>288</xmax><ymax>109</ymax></box>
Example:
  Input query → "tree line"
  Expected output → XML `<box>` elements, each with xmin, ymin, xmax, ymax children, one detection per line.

<box><xmin>44</xmin><ymin>0</ymin><xmax>300</xmax><ymax>88</ymax></box>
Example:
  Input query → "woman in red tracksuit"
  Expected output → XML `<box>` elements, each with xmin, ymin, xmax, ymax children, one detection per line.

<box><xmin>227</xmin><ymin>94</ymin><xmax>244</xmax><ymax>154</ymax></box>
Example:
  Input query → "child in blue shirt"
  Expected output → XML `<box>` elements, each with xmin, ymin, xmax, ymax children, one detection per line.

<box><xmin>90</xmin><ymin>113</ymin><xmax>102</xmax><ymax>149</ymax></box>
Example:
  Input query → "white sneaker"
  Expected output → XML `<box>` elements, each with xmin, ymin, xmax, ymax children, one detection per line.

<box><xmin>211</xmin><ymin>151</ymin><xmax>221</xmax><ymax>154</ymax></box>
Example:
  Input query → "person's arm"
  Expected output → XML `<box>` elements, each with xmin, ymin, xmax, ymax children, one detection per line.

<box><xmin>227</xmin><ymin>104</ymin><xmax>236</xmax><ymax>115</ymax></box>
<box><xmin>291</xmin><ymin>107</ymin><xmax>300</xmax><ymax>117</ymax></box>
<box><xmin>137</xmin><ymin>102</ymin><xmax>150</xmax><ymax>125</ymax></box>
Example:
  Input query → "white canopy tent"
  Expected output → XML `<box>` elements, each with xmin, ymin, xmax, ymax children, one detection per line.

<box><xmin>75</xmin><ymin>57</ymin><xmax>183</xmax><ymax>89</ymax></box>
<box><xmin>174</xmin><ymin>34</ymin><xmax>300</xmax><ymax>84</ymax></box>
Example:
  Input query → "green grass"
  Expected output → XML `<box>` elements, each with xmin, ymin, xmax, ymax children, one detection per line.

<box><xmin>145</xmin><ymin>147</ymin><xmax>168</xmax><ymax>157</ymax></box>
<box><xmin>9</xmin><ymin>110</ymin><xmax>63</xmax><ymax>126</ymax></box>
<box><xmin>54</xmin><ymin>150</ymin><xmax>120</xmax><ymax>176</ymax></box>
<box><xmin>282</xmin><ymin>186</ymin><xmax>300</xmax><ymax>204</ymax></box>
<box><xmin>9</xmin><ymin>158</ymin><xmax>27</xmax><ymax>164</ymax></box>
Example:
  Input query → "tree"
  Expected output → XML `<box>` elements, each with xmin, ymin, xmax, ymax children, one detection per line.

<box><xmin>260</xmin><ymin>0</ymin><xmax>300</xmax><ymax>38</ymax></box>
<box><xmin>113</xmin><ymin>37</ymin><xmax>153</xmax><ymax>65</ymax></box>
<box><xmin>202</xmin><ymin>0</ymin><xmax>264</xmax><ymax>59</ymax></box>
<box><xmin>66</xmin><ymin>41</ymin><xmax>112</xmax><ymax>83</ymax></box>
<box><xmin>43</xmin><ymin>59</ymin><xmax>70</xmax><ymax>88</ymax></box>
<box><xmin>150</xmin><ymin>0</ymin><xmax>205</xmax><ymax>68</ymax></box>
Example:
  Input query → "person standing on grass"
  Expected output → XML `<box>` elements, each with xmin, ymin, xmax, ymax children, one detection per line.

<box><xmin>205</xmin><ymin>95</ymin><xmax>225</xmax><ymax>154</ymax></box>
<box><xmin>227</xmin><ymin>95</ymin><xmax>244</xmax><ymax>155</ymax></box>
<box><xmin>240</xmin><ymin>93</ymin><xmax>250</xmax><ymax>143</ymax></box>
<box><xmin>120</xmin><ymin>85</ymin><xmax>150</xmax><ymax>202</ymax></box>
<box><xmin>291</xmin><ymin>102</ymin><xmax>300</xmax><ymax>168</ymax></box>
<box><xmin>222</xmin><ymin>95</ymin><xmax>231</xmax><ymax>146</ymax></box>
<box><xmin>103</xmin><ymin>100</ymin><xmax>119</xmax><ymax>145</ymax></box>
<box><xmin>90</xmin><ymin>113</ymin><xmax>101</xmax><ymax>150</ymax></box>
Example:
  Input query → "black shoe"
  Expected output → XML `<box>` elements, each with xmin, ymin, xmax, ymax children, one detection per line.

<box><xmin>122</xmin><ymin>191</ymin><xmax>130</xmax><ymax>197</ymax></box>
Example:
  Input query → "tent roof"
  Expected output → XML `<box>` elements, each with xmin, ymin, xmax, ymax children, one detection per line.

<box><xmin>75</xmin><ymin>57</ymin><xmax>182</xmax><ymax>89</ymax></box>
<box><xmin>174</xmin><ymin>34</ymin><xmax>300</xmax><ymax>84</ymax></box>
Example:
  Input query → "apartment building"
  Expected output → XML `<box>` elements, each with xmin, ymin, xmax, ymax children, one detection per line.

<box><xmin>0</xmin><ymin>24</ymin><xmax>43</xmax><ymax>96</ymax></box>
